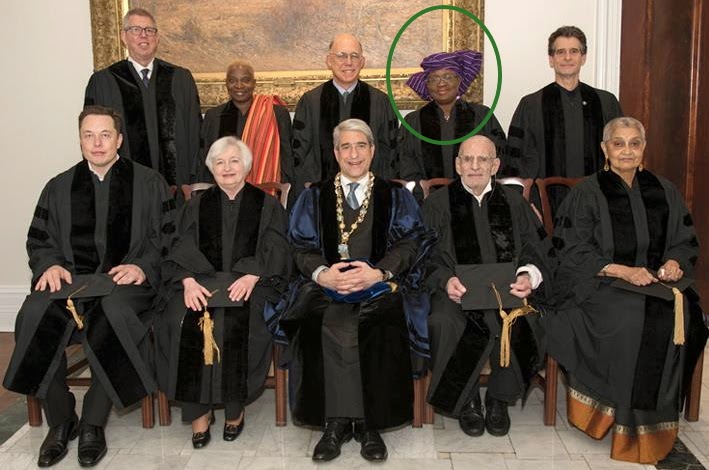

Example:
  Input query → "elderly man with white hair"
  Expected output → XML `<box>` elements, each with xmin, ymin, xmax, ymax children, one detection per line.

<box><xmin>157</xmin><ymin>136</ymin><xmax>290</xmax><ymax>450</ymax></box>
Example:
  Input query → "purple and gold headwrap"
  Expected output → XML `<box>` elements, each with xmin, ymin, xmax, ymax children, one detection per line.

<box><xmin>406</xmin><ymin>49</ymin><xmax>483</xmax><ymax>101</ymax></box>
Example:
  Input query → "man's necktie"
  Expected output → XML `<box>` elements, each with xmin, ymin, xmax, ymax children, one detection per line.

<box><xmin>346</xmin><ymin>182</ymin><xmax>359</xmax><ymax>210</ymax></box>
<box><xmin>141</xmin><ymin>68</ymin><xmax>150</xmax><ymax>88</ymax></box>
<box><xmin>342</xmin><ymin>91</ymin><xmax>350</xmax><ymax>105</ymax></box>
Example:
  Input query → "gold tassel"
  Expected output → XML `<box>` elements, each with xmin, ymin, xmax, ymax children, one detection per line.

<box><xmin>65</xmin><ymin>285</ymin><xmax>87</xmax><ymax>330</ymax></box>
<box><xmin>671</xmin><ymin>287</ymin><xmax>685</xmax><ymax>345</ymax></box>
<box><xmin>491</xmin><ymin>283</ymin><xmax>538</xmax><ymax>367</ymax></box>
<box><xmin>198</xmin><ymin>309</ymin><xmax>221</xmax><ymax>365</ymax></box>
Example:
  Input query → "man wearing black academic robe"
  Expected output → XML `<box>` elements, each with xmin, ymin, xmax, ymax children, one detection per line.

<box><xmin>157</xmin><ymin>184</ymin><xmax>290</xmax><ymax>423</ymax></box>
<box><xmin>399</xmin><ymin>100</ymin><xmax>507</xmax><ymax>181</ymax></box>
<box><xmin>423</xmin><ymin>178</ymin><xmax>554</xmax><ymax>431</ymax></box>
<box><xmin>3</xmin><ymin>155</ymin><xmax>175</xmax><ymax>463</ymax></box>
<box><xmin>85</xmin><ymin>58</ymin><xmax>201</xmax><ymax>188</ymax></box>
<box><xmin>291</xmin><ymin>79</ymin><xmax>398</xmax><ymax>196</ymax></box>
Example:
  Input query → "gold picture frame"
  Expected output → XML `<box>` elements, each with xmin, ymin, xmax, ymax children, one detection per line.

<box><xmin>89</xmin><ymin>0</ymin><xmax>484</xmax><ymax>111</ymax></box>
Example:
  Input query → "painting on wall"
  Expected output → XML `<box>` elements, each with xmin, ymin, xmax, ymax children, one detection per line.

<box><xmin>89</xmin><ymin>0</ymin><xmax>485</xmax><ymax>109</ymax></box>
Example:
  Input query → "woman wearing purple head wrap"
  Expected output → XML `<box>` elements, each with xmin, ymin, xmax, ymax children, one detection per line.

<box><xmin>397</xmin><ymin>50</ymin><xmax>507</xmax><ymax>185</ymax></box>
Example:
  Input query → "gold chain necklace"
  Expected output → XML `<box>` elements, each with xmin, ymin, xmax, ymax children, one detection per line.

<box><xmin>334</xmin><ymin>172</ymin><xmax>373</xmax><ymax>259</ymax></box>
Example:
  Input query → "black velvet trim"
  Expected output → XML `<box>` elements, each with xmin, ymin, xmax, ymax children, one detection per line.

<box><xmin>552</xmin><ymin>236</ymin><xmax>565</xmax><ymax>250</ymax></box>
<box><xmin>429</xmin><ymin>313</ymin><xmax>490</xmax><ymax>413</ymax></box>
<box><xmin>597</xmin><ymin>171</ymin><xmax>637</xmax><ymax>265</ymax></box>
<box><xmin>154</xmin><ymin>61</ymin><xmax>178</xmax><ymax>186</ymax></box>
<box><xmin>86</xmin><ymin>300</ymin><xmax>146</xmax><ymax>405</ymax></box>
<box><xmin>105</xmin><ymin>158</ymin><xmax>133</xmax><ymax>270</ymax></box>
<box><xmin>161</xmin><ymin>222</ymin><xmax>176</xmax><ymax>234</ymax></box>
<box><xmin>222</xmin><ymin>305</ymin><xmax>250</xmax><ymax>402</ymax></box>
<box><xmin>198</xmin><ymin>186</ymin><xmax>223</xmax><ymax>270</ymax></box>
<box><xmin>28</xmin><ymin>227</ymin><xmax>49</xmax><ymax>242</ymax></box>
<box><xmin>690</xmin><ymin>237</ymin><xmax>699</xmax><ymax>247</ymax></box>
<box><xmin>510</xmin><ymin>316</ymin><xmax>541</xmax><ymax>387</ymax></box>
<box><xmin>630</xmin><ymin>296</ymin><xmax>673</xmax><ymax>409</ymax></box>
<box><xmin>292</xmin><ymin>119</ymin><xmax>305</xmax><ymax>131</ymax></box>
<box><xmin>420</xmin><ymin>101</ymin><xmax>478</xmax><ymax>179</ymax></box>
<box><xmin>689</xmin><ymin>255</ymin><xmax>698</xmax><ymax>266</ymax></box>
<box><xmin>350</xmin><ymin>81</ymin><xmax>371</xmax><ymax>125</ymax></box>
<box><xmin>162</xmin><ymin>199</ymin><xmax>176</xmax><ymax>213</ymax></box>
<box><xmin>174</xmin><ymin>309</ymin><xmax>203</xmax><ymax>402</ymax></box>
<box><xmin>508</xmin><ymin>126</ymin><xmax>524</xmax><ymax>139</ymax></box>
<box><xmin>5</xmin><ymin>302</ymin><xmax>71</xmax><ymax>395</ymax></box>
<box><xmin>109</xmin><ymin>61</ymin><xmax>152</xmax><ymax>168</ymax></box>
<box><xmin>636</xmin><ymin>171</ymin><xmax>669</xmax><ymax>270</ymax></box>
<box><xmin>541</xmin><ymin>84</ymin><xmax>566</xmax><ymax>177</ymax></box>
<box><xmin>218</xmin><ymin>101</ymin><xmax>241</xmax><ymax>138</ymax></box>
<box><xmin>684</xmin><ymin>213</ymin><xmax>694</xmax><ymax>226</ymax></box>
<box><xmin>319</xmin><ymin>178</ymin><xmax>390</xmax><ymax>264</ymax></box>
<box><xmin>579</xmin><ymin>83</ymin><xmax>605</xmax><ymax>174</ymax></box>
<box><xmin>230</xmin><ymin>184</ymin><xmax>264</xmax><ymax>267</ymax></box>
<box><xmin>34</xmin><ymin>206</ymin><xmax>49</xmax><ymax>221</ymax></box>
<box><xmin>536</xmin><ymin>225</ymin><xmax>548</xmax><ymax>241</ymax></box>
<box><xmin>70</xmin><ymin>161</ymin><xmax>99</xmax><ymax>274</ymax></box>
<box><xmin>448</xmin><ymin>179</ymin><xmax>515</xmax><ymax>264</ymax></box>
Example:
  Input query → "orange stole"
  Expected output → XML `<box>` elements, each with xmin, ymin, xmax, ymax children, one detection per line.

<box><xmin>567</xmin><ymin>387</ymin><xmax>678</xmax><ymax>464</ymax></box>
<box><xmin>241</xmin><ymin>94</ymin><xmax>286</xmax><ymax>185</ymax></box>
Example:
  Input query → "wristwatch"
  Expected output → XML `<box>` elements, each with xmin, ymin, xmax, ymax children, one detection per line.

<box><xmin>379</xmin><ymin>269</ymin><xmax>393</xmax><ymax>281</ymax></box>
<box><xmin>601</xmin><ymin>264</ymin><xmax>611</xmax><ymax>276</ymax></box>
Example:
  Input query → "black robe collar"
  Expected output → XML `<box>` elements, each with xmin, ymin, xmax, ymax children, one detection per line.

<box><xmin>420</xmin><ymin>100</ymin><xmax>477</xmax><ymax>178</ymax></box>
<box><xmin>596</xmin><ymin>170</ymin><xmax>669</xmax><ymax>269</ymax></box>
<box><xmin>541</xmin><ymin>82</ymin><xmax>605</xmax><ymax>177</ymax></box>
<box><xmin>318</xmin><ymin>176</ymin><xmax>390</xmax><ymax>264</ymax></box>
<box><xmin>319</xmin><ymin>80</ymin><xmax>371</xmax><ymax>181</ymax></box>
<box><xmin>447</xmin><ymin>178</ymin><xmax>515</xmax><ymax>264</ymax></box>
<box><xmin>218</xmin><ymin>100</ymin><xmax>248</xmax><ymax>139</ymax></box>
<box><xmin>70</xmin><ymin>158</ymin><xmax>133</xmax><ymax>274</ymax></box>
<box><xmin>197</xmin><ymin>184</ymin><xmax>265</xmax><ymax>271</ymax></box>
<box><xmin>108</xmin><ymin>59</ymin><xmax>178</xmax><ymax>184</ymax></box>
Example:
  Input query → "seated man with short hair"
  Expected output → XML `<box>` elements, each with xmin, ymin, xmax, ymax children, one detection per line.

<box><xmin>3</xmin><ymin>105</ymin><xmax>176</xmax><ymax>467</ymax></box>
<box><xmin>275</xmin><ymin>119</ymin><xmax>432</xmax><ymax>463</ymax></box>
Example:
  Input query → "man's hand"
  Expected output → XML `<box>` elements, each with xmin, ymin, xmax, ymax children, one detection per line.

<box><xmin>108</xmin><ymin>264</ymin><xmax>146</xmax><ymax>285</ymax></box>
<box><xmin>619</xmin><ymin>266</ymin><xmax>657</xmax><ymax>286</ymax></box>
<box><xmin>34</xmin><ymin>265</ymin><xmax>72</xmax><ymax>293</ymax></box>
<box><xmin>446</xmin><ymin>276</ymin><xmax>467</xmax><ymax>304</ymax></box>
<box><xmin>510</xmin><ymin>273</ymin><xmax>533</xmax><ymax>299</ymax></box>
<box><xmin>228</xmin><ymin>274</ymin><xmax>259</xmax><ymax>302</ymax></box>
<box><xmin>316</xmin><ymin>261</ymin><xmax>383</xmax><ymax>294</ymax></box>
<box><xmin>182</xmin><ymin>277</ymin><xmax>211</xmax><ymax>311</ymax></box>
<box><xmin>657</xmin><ymin>259</ymin><xmax>684</xmax><ymax>283</ymax></box>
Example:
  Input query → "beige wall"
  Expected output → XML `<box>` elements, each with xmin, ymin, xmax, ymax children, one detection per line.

<box><xmin>0</xmin><ymin>1</ymin><xmax>618</xmax><ymax>329</ymax></box>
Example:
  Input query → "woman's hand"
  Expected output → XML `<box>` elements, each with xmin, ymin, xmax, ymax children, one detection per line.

<box><xmin>657</xmin><ymin>259</ymin><xmax>684</xmax><ymax>282</ymax></box>
<box><xmin>510</xmin><ymin>273</ymin><xmax>533</xmax><ymax>299</ymax></box>
<box><xmin>182</xmin><ymin>277</ymin><xmax>212</xmax><ymax>311</ymax></box>
<box><xmin>228</xmin><ymin>274</ymin><xmax>259</xmax><ymax>302</ymax></box>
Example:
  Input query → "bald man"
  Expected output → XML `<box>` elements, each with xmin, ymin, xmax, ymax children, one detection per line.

<box><xmin>290</xmin><ymin>33</ymin><xmax>398</xmax><ymax>197</ymax></box>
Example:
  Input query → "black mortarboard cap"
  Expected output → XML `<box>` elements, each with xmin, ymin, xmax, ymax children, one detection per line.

<box><xmin>196</xmin><ymin>272</ymin><xmax>245</xmax><ymax>307</ymax></box>
<box><xmin>49</xmin><ymin>273</ymin><xmax>115</xmax><ymax>300</ymax></box>
<box><xmin>456</xmin><ymin>262</ymin><xmax>525</xmax><ymax>310</ymax></box>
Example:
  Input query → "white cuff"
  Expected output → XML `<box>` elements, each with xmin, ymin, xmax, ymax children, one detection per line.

<box><xmin>312</xmin><ymin>265</ymin><xmax>329</xmax><ymax>283</ymax></box>
<box><xmin>516</xmin><ymin>264</ymin><xmax>543</xmax><ymax>290</ymax></box>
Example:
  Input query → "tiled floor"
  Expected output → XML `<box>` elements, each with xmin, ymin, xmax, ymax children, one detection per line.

<box><xmin>0</xmin><ymin>338</ymin><xmax>707</xmax><ymax>469</ymax></box>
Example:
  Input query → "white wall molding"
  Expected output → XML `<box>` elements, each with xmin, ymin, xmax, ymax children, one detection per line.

<box><xmin>0</xmin><ymin>286</ymin><xmax>27</xmax><ymax>332</ymax></box>
<box><xmin>595</xmin><ymin>0</ymin><xmax>623</xmax><ymax>95</ymax></box>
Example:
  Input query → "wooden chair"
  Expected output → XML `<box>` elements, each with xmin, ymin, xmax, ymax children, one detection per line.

<box><xmin>390</xmin><ymin>179</ymin><xmax>416</xmax><ymax>193</ymax></box>
<box><xmin>497</xmin><ymin>176</ymin><xmax>534</xmax><ymax>201</ymax></box>
<box><xmin>27</xmin><ymin>345</ymin><xmax>155</xmax><ymax>428</ymax></box>
<box><xmin>158</xmin><ymin>181</ymin><xmax>289</xmax><ymax>427</ymax></box>
<box><xmin>419</xmin><ymin>178</ymin><xmax>452</xmax><ymax>199</ymax></box>
<box><xmin>535</xmin><ymin>177</ymin><xmax>583</xmax><ymax>235</ymax></box>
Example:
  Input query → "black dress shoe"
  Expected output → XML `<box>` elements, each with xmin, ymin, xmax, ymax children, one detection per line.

<box><xmin>223</xmin><ymin>418</ymin><xmax>244</xmax><ymax>441</ymax></box>
<box><xmin>485</xmin><ymin>396</ymin><xmax>511</xmax><ymax>436</ymax></box>
<box><xmin>192</xmin><ymin>413</ymin><xmax>215</xmax><ymax>449</ymax></box>
<box><xmin>353</xmin><ymin>420</ymin><xmax>387</xmax><ymax>461</ymax></box>
<box><xmin>312</xmin><ymin>418</ymin><xmax>353</xmax><ymax>462</ymax></box>
<box><xmin>77</xmin><ymin>424</ymin><xmax>107</xmax><ymax>467</ymax></box>
<box><xmin>37</xmin><ymin>413</ymin><xmax>79</xmax><ymax>467</ymax></box>
<box><xmin>459</xmin><ymin>393</ymin><xmax>485</xmax><ymax>437</ymax></box>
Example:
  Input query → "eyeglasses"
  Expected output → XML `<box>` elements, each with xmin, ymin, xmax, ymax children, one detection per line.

<box><xmin>426</xmin><ymin>73</ymin><xmax>459</xmax><ymax>85</ymax></box>
<box><xmin>331</xmin><ymin>52</ymin><xmax>363</xmax><ymax>63</ymax></box>
<box><xmin>552</xmin><ymin>47</ymin><xmax>582</xmax><ymax>57</ymax></box>
<box><xmin>124</xmin><ymin>26</ymin><xmax>158</xmax><ymax>37</ymax></box>
<box><xmin>457</xmin><ymin>155</ymin><xmax>496</xmax><ymax>165</ymax></box>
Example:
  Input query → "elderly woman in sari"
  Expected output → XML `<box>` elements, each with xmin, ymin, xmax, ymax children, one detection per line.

<box><xmin>547</xmin><ymin>117</ymin><xmax>708</xmax><ymax>464</ymax></box>
<box><xmin>157</xmin><ymin>136</ymin><xmax>290</xmax><ymax>449</ymax></box>
<box><xmin>398</xmin><ymin>50</ymin><xmax>507</xmax><ymax>183</ymax></box>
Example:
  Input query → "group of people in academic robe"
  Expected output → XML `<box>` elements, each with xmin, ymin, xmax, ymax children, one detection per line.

<box><xmin>2</xmin><ymin>5</ymin><xmax>706</xmax><ymax>468</ymax></box>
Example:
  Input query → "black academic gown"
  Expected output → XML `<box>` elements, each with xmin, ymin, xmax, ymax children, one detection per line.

<box><xmin>277</xmin><ymin>178</ymin><xmax>433</xmax><ymax>430</ymax></box>
<box><xmin>398</xmin><ymin>100</ymin><xmax>508</xmax><ymax>181</ymax></box>
<box><xmin>200</xmin><ymin>100</ymin><xmax>294</xmax><ymax>188</ymax></box>
<box><xmin>422</xmin><ymin>179</ymin><xmax>554</xmax><ymax>415</ymax></box>
<box><xmin>157</xmin><ymin>184</ymin><xmax>290</xmax><ymax>411</ymax></box>
<box><xmin>546</xmin><ymin>170</ymin><xmax>708</xmax><ymax>464</ymax></box>
<box><xmin>3</xmin><ymin>159</ymin><xmax>176</xmax><ymax>410</ymax></box>
<box><xmin>507</xmin><ymin>82</ymin><xmax>621</xmax><ymax>179</ymax></box>
<box><xmin>291</xmin><ymin>80</ymin><xmax>398</xmax><ymax>197</ymax></box>
<box><xmin>84</xmin><ymin>58</ymin><xmax>203</xmax><ymax>187</ymax></box>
